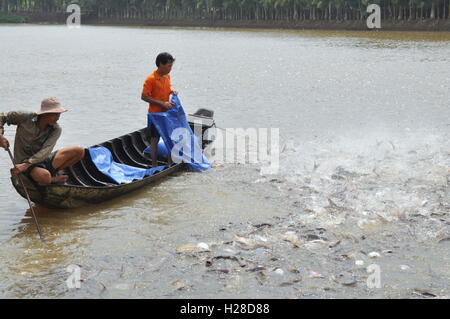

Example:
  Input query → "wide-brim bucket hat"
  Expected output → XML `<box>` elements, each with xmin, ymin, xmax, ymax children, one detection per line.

<box><xmin>37</xmin><ymin>97</ymin><xmax>68</xmax><ymax>115</ymax></box>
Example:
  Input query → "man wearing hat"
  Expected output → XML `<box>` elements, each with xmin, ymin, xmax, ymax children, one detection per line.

<box><xmin>0</xmin><ymin>97</ymin><xmax>84</xmax><ymax>185</ymax></box>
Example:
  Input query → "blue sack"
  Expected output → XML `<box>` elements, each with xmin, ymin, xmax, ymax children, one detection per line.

<box><xmin>88</xmin><ymin>146</ymin><xmax>166</xmax><ymax>184</ymax></box>
<box><xmin>147</xmin><ymin>95</ymin><xmax>211</xmax><ymax>172</ymax></box>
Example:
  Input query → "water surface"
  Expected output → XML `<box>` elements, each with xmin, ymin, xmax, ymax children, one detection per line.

<box><xmin>0</xmin><ymin>25</ymin><xmax>449</xmax><ymax>298</ymax></box>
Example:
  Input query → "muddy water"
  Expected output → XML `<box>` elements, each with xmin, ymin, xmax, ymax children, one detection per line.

<box><xmin>0</xmin><ymin>25</ymin><xmax>449</xmax><ymax>298</ymax></box>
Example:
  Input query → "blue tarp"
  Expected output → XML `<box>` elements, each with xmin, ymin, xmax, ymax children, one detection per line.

<box><xmin>147</xmin><ymin>94</ymin><xmax>211</xmax><ymax>172</ymax></box>
<box><xmin>143</xmin><ymin>139</ymin><xmax>169</xmax><ymax>158</ymax></box>
<box><xmin>88</xmin><ymin>146</ymin><xmax>166</xmax><ymax>184</ymax></box>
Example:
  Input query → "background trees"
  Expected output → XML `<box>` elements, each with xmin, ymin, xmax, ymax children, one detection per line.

<box><xmin>2</xmin><ymin>0</ymin><xmax>449</xmax><ymax>21</ymax></box>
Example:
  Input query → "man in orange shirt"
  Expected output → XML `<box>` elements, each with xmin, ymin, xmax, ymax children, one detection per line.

<box><xmin>141</xmin><ymin>52</ymin><xmax>178</xmax><ymax>168</ymax></box>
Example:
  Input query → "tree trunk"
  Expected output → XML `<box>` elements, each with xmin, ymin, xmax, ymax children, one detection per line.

<box><xmin>2</xmin><ymin>0</ymin><xmax>9</xmax><ymax>13</ymax></box>
<box><xmin>447</xmin><ymin>1</ymin><xmax>450</xmax><ymax>19</ymax></box>
<box><xmin>328</xmin><ymin>2</ymin><xmax>332</xmax><ymax>20</ymax></box>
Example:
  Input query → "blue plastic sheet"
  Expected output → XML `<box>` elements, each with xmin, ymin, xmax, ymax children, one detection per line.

<box><xmin>88</xmin><ymin>147</ymin><xmax>165</xmax><ymax>184</ymax></box>
<box><xmin>143</xmin><ymin>139</ymin><xmax>169</xmax><ymax>158</ymax></box>
<box><xmin>147</xmin><ymin>94</ymin><xmax>211</xmax><ymax>172</ymax></box>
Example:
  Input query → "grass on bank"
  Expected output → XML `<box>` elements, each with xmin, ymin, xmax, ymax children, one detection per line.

<box><xmin>0</xmin><ymin>12</ymin><xmax>27</xmax><ymax>23</ymax></box>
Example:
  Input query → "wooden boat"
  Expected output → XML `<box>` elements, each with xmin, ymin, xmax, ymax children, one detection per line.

<box><xmin>10</xmin><ymin>110</ymin><xmax>215</xmax><ymax>209</ymax></box>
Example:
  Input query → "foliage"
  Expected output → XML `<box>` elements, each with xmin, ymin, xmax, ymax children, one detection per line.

<box><xmin>2</xmin><ymin>0</ymin><xmax>449</xmax><ymax>20</ymax></box>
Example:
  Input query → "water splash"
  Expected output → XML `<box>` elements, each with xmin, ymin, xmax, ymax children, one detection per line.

<box><xmin>271</xmin><ymin>131</ymin><xmax>449</xmax><ymax>239</ymax></box>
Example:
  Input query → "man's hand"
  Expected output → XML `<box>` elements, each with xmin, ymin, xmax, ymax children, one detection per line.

<box><xmin>162</xmin><ymin>101</ymin><xmax>175</xmax><ymax>110</ymax></box>
<box><xmin>10</xmin><ymin>163</ymin><xmax>31</xmax><ymax>175</ymax></box>
<box><xmin>0</xmin><ymin>135</ymin><xmax>9</xmax><ymax>149</ymax></box>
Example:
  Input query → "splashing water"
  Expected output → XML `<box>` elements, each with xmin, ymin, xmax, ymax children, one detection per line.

<box><xmin>257</xmin><ymin>131</ymin><xmax>450</xmax><ymax>240</ymax></box>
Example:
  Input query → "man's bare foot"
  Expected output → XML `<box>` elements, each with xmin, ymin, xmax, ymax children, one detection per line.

<box><xmin>51</xmin><ymin>175</ymin><xmax>68</xmax><ymax>184</ymax></box>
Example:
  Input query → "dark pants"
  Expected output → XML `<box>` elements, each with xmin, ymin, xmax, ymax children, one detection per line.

<box><xmin>24</xmin><ymin>151</ymin><xmax>57</xmax><ymax>179</ymax></box>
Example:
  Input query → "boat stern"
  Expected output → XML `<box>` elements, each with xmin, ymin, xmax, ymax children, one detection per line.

<box><xmin>188</xmin><ymin>108</ymin><xmax>216</xmax><ymax>149</ymax></box>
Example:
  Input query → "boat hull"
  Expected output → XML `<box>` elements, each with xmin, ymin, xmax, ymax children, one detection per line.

<box><xmin>11</xmin><ymin>162</ymin><xmax>181</xmax><ymax>208</ymax></box>
<box><xmin>11</xmin><ymin>114</ymin><xmax>215</xmax><ymax>209</ymax></box>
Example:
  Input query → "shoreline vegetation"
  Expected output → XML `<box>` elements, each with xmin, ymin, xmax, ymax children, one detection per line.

<box><xmin>0</xmin><ymin>11</ymin><xmax>26</xmax><ymax>23</ymax></box>
<box><xmin>1</xmin><ymin>0</ymin><xmax>450</xmax><ymax>31</ymax></box>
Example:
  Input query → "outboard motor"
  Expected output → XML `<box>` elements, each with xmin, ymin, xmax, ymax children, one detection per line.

<box><xmin>188</xmin><ymin>108</ymin><xmax>216</xmax><ymax>149</ymax></box>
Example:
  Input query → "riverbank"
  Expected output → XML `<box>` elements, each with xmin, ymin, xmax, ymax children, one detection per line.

<box><xmin>4</xmin><ymin>11</ymin><xmax>450</xmax><ymax>31</ymax></box>
<box><xmin>96</xmin><ymin>18</ymin><xmax>450</xmax><ymax>32</ymax></box>
<box><xmin>0</xmin><ymin>12</ymin><xmax>27</xmax><ymax>23</ymax></box>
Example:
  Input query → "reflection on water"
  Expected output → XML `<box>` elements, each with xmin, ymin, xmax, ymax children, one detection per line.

<box><xmin>0</xmin><ymin>25</ymin><xmax>449</xmax><ymax>298</ymax></box>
